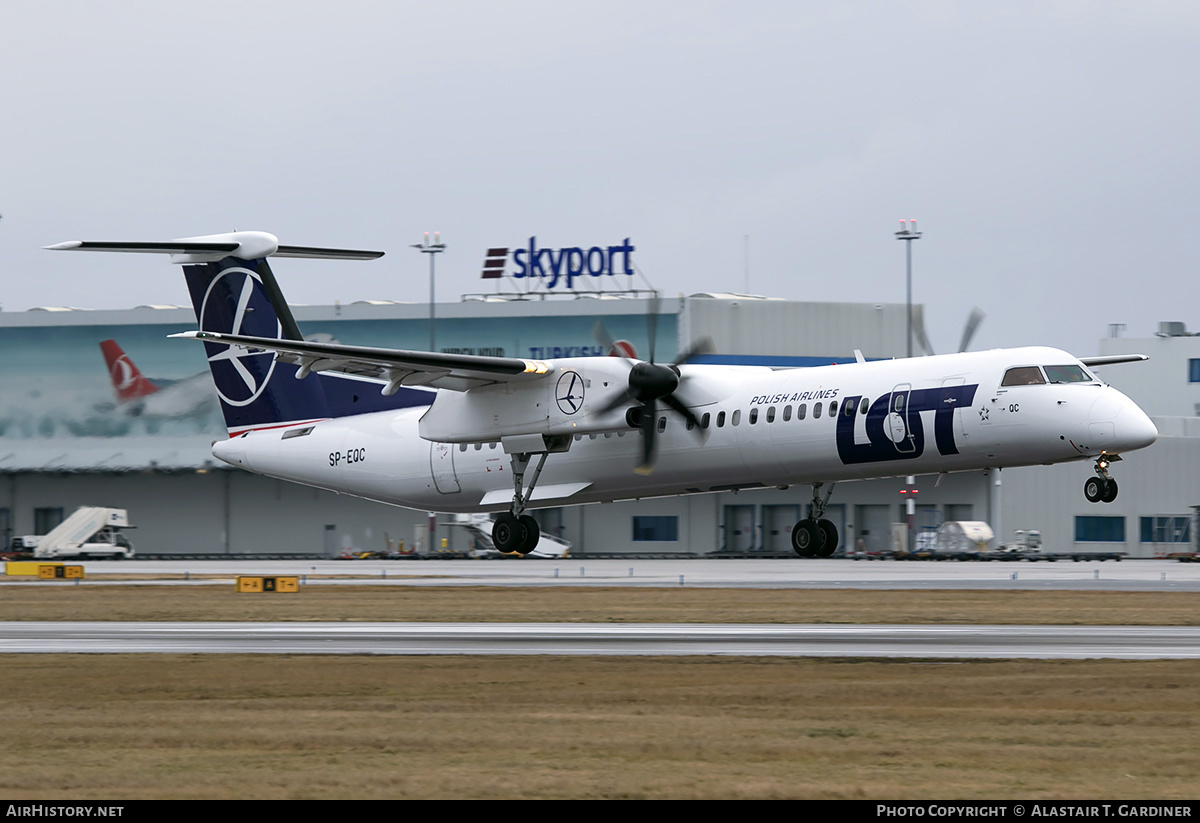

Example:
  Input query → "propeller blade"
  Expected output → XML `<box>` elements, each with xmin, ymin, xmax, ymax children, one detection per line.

<box><xmin>635</xmin><ymin>398</ymin><xmax>658</xmax><ymax>475</ymax></box>
<box><xmin>596</xmin><ymin>390</ymin><xmax>633</xmax><ymax>418</ymax></box>
<box><xmin>662</xmin><ymin>394</ymin><xmax>706</xmax><ymax>441</ymax></box>
<box><xmin>672</xmin><ymin>336</ymin><xmax>715</xmax><ymax>368</ymax></box>
<box><xmin>646</xmin><ymin>292</ymin><xmax>660</xmax><ymax>364</ymax></box>
<box><xmin>911</xmin><ymin>304</ymin><xmax>934</xmax><ymax>356</ymax></box>
<box><xmin>592</xmin><ymin>319</ymin><xmax>632</xmax><ymax>362</ymax></box>
<box><xmin>958</xmin><ymin>307</ymin><xmax>986</xmax><ymax>353</ymax></box>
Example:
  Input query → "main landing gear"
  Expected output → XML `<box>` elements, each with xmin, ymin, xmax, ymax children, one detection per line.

<box><xmin>1083</xmin><ymin>453</ymin><xmax>1121</xmax><ymax>504</ymax></box>
<box><xmin>491</xmin><ymin>451</ymin><xmax>547</xmax><ymax>555</ymax></box>
<box><xmin>792</xmin><ymin>482</ymin><xmax>840</xmax><ymax>558</ymax></box>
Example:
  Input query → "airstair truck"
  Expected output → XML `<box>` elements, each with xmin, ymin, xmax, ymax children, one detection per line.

<box><xmin>26</xmin><ymin>507</ymin><xmax>136</xmax><ymax>560</ymax></box>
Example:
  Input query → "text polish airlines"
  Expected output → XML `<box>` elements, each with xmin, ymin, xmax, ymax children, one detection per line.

<box><xmin>48</xmin><ymin>232</ymin><xmax>1157</xmax><ymax>556</ymax></box>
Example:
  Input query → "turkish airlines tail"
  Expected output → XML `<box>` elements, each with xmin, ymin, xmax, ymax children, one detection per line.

<box><xmin>99</xmin><ymin>339</ymin><xmax>159</xmax><ymax>403</ymax></box>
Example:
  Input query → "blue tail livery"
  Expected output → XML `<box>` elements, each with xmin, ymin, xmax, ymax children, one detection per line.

<box><xmin>48</xmin><ymin>232</ymin><xmax>434</xmax><ymax>434</ymax></box>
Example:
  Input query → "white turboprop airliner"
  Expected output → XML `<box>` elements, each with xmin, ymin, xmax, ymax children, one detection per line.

<box><xmin>48</xmin><ymin>232</ymin><xmax>1158</xmax><ymax>556</ymax></box>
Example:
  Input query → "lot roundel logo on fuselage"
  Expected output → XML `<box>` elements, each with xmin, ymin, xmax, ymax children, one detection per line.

<box><xmin>556</xmin><ymin>370</ymin><xmax>585</xmax><ymax>414</ymax></box>
<box><xmin>199</xmin><ymin>267</ymin><xmax>283</xmax><ymax>407</ymax></box>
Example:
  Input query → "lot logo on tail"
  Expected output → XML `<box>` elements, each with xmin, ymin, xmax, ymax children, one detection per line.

<box><xmin>198</xmin><ymin>267</ymin><xmax>282</xmax><ymax>407</ymax></box>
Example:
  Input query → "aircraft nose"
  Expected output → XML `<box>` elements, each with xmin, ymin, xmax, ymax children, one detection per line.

<box><xmin>1114</xmin><ymin>400</ymin><xmax>1157</xmax><ymax>452</ymax></box>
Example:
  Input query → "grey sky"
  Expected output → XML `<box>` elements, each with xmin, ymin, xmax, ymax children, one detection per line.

<box><xmin>2</xmin><ymin>1</ymin><xmax>1198</xmax><ymax>356</ymax></box>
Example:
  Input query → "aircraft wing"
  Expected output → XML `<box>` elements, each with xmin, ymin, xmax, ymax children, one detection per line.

<box><xmin>170</xmin><ymin>331</ymin><xmax>553</xmax><ymax>392</ymax></box>
<box><xmin>1079</xmin><ymin>355</ymin><xmax>1149</xmax><ymax>367</ymax></box>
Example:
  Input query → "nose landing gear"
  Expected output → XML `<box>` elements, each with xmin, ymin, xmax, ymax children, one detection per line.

<box><xmin>1084</xmin><ymin>454</ymin><xmax>1121</xmax><ymax>503</ymax></box>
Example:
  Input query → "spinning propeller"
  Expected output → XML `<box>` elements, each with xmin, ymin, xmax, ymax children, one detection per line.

<box><xmin>912</xmin><ymin>306</ymin><xmax>987</xmax><ymax>356</ymax></box>
<box><xmin>594</xmin><ymin>296</ymin><xmax>714</xmax><ymax>475</ymax></box>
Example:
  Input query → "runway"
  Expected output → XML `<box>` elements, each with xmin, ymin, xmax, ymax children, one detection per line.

<box><xmin>3</xmin><ymin>621</ymin><xmax>1199</xmax><ymax>658</ymax></box>
<box><xmin>8</xmin><ymin>557</ymin><xmax>1199</xmax><ymax>592</ymax></box>
<box><xmin>7</xmin><ymin>559</ymin><xmax>1197</xmax><ymax>659</ymax></box>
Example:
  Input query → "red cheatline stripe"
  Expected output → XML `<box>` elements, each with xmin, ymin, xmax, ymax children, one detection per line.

<box><xmin>227</xmin><ymin>418</ymin><xmax>330</xmax><ymax>436</ymax></box>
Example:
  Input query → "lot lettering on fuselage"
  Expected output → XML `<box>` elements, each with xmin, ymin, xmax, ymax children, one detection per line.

<box><xmin>836</xmin><ymin>384</ymin><xmax>978</xmax><ymax>464</ymax></box>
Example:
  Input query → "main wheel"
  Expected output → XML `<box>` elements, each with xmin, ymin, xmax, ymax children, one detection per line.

<box><xmin>1101</xmin><ymin>478</ymin><xmax>1118</xmax><ymax>503</ymax></box>
<box><xmin>516</xmin><ymin>514</ymin><xmax>541</xmax><ymax>555</ymax></box>
<box><xmin>816</xmin><ymin>519</ymin><xmax>839</xmax><ymax>557</ymax></box>
<box><xmin>1083</xmin><ymin>476</ymin><xmax>1105</xmax><ymax>503</ymax></box>
<box><xmin>492</xmin><ymin>512</ymin><xmax>527</xmax><ymax>554</ymax></box>
<box><xmin>791</xmin><ymin>519</ymin><xmax>826</xmax><ymax>558</ymax></box>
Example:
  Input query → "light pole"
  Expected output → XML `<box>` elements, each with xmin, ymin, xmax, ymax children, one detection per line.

<box><xmin>412</xmin><ymin>232</ymin><xmax>446</xmax><ymax>352</ymax></box>
<box><xmin>895</xmin><ymin>218</ymin><xmax>922</xmax><ymax>359</ymax></box>
<box><xmin>895</xmin><ymin>219</ymin><xmax>922</xmax><ymax>552</ymax></box>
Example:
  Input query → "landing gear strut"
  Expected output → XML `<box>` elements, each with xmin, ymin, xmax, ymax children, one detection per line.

<box><xmin>1083</xmin><ymin>454</ymin><xmax>1120</xmax><ymax>504</ymax></box>
<box><xmin>792</xmin><ymin>482</ymin><xmax>840</xmax><ymax>558</ymax></box>
<box><xmin>491</xmin><ymin>451</ymin><xmax>548</xmax><ymax>555</ymax></box>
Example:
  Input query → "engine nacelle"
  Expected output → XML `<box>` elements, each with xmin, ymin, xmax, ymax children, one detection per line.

<box><xmin>418</xmin><ymin>357</ymin><xmax>637</xmax><ymax>443</ymax></box>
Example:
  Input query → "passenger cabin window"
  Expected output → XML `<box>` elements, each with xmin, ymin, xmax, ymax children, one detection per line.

<box><xmin>1044</xmin><ymin>364</ymin><xmax>1093</xmax><ymax>384</ymax></box>
<box><xmin>717</xmin><ymin>411</ymin><xmax>726</xmax><ymax>427</ymax></box>
<box><xmin>766</xmin><ymin>406</ymin><xmax>776</xmax><ymax>423</ymax></box>
<box><xmin>860</xmin><ymin>398</ymin><xmax>869</xmax><ymax>415</ymax></box>
<box><xmin>829</xmin><ymin>400</ymin><xmax>838</xmax><ymax>416</ymax></box>
<box><xmin>702</xmin><ymin>412</ymin><xmax>711</xmax><ymax>429</ymax></box>
<box><xmin>732</xmin><ymin>409</ymin><xmax>741</xmax><ymax>426</ymax></box>
<box><xmin>813</xmin><ymin>402</ymin><xmax>822</xmax><ymax>419</ymax></box>
<box><xmin>797</xmin><ymin>404</ymin><xmax>807</xmax><ymax>420</ymax></box>
<box><xmin>783</xmin><ymin>405</ymin><xmax>792</xmax><ymax>421</ymax></box>
<box><xmin>1001</xmin><ymin>366</ymin><xmax>1046</xmax><ymax>386</ymax></box>
<box><xmin>749</xmin><ymin>408</ymin><xmax>759</xmax><ymax>424</ymax></box>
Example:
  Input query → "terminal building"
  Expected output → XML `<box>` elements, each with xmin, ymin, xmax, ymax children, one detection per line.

<box><xmin>0</xmin><ymin>250</ymin><xmax>1191</xmax><ymax>558</ymax></box>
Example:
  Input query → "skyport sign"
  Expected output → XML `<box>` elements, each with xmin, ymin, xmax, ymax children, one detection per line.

<box><xmin>481</xmin><ymin>236</ymin><xmax>636</xmax><ymax>290</ymax></box>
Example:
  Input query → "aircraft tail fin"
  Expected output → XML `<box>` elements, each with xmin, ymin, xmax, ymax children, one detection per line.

<box><xmin>52</xmin><ymin>232</ymin><xmax>428</xmax><ymax>435</ymax></box>
<box><xmin>99</xmin><ymin>339</ymin><xmax>159</xmax><ymax>403</ymax></box>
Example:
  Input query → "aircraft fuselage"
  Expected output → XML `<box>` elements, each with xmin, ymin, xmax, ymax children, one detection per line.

<box><xmin>212</xmin><ymin>346</ymin><xmax>1157</xmax><ymax>514</ymax></box>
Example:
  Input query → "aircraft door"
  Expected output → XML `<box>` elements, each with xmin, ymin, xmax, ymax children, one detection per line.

<box><xmin>941</xmin><ymin>377</ymin><xmax>969</xmax><ymax>444</ymax></box>
<box><xmin>761</xmin><ymin>504</ymin><xmax>801</xmax><ymax>553</ymax></box>
<box><xmin>886</xmin><ymin>384</ymin><xmax>917</xmax><ymax>454</ymax></box>
<box><xmin>724</xmin><ymin>505</ymin><xmax>756</xmax><ymax>552</ymax></box>
<box><xmin>430</xmin><ymin>442</ymin><xmax>461</xmax><ymax>494</ymax></box>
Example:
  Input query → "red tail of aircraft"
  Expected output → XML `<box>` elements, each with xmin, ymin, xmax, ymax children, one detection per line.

<box><xmin>99</xmin><ymin>340</ymin><xmax>159</xmax><ymax>403</ymax></box>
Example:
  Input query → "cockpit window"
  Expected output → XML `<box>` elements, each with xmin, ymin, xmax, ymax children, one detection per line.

<box><xmin>1001</xmin><ymin>366</ymin><xmax>1046</xmax><ymax>387</ymax></box>
<box><xmin>1044</xmin><ymin>364</ymin><xmax>1093</xmax><ymax>384</ymax></box>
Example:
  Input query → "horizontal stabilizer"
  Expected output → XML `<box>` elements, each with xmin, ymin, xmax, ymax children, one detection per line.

<box><xmin>47</xmin><ymin>231</ymin><xmax>383</xmax><ymax>264</ymax></box>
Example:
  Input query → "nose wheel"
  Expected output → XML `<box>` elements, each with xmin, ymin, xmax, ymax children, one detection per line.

<box><xmin>1084</xmin><ymin>476</ymin><xmax>1118</xmax><ymax>503</ymax></box>
<box><xmin>1084</xmin><ymin>454</ymin><xmax>1120</xmax><ymax>503</ymax></box>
